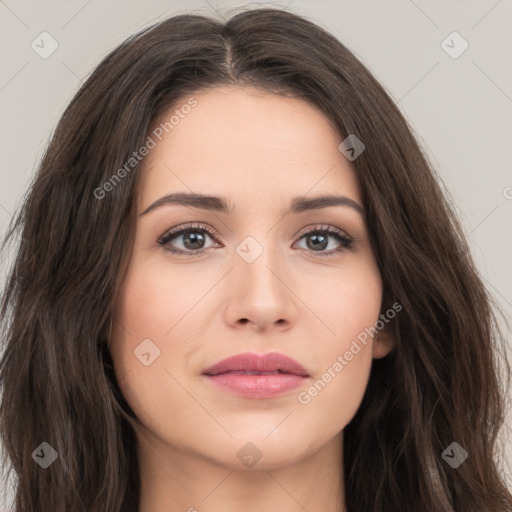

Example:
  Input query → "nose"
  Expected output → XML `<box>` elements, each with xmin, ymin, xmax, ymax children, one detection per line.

<box><xmin>222</xmin><ymin>239</ymin><xmax>298</xmax><ymax>333</ymax></box>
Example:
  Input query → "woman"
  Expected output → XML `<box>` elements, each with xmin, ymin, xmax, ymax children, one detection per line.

<box><xmin>1</xmin><ymin>7</ymin><xmax>511</xmax><ymax>512</ymax></box>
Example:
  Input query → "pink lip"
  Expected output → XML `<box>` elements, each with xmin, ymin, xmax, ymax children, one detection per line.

<box><xmin>202</xmin><ymin>352</ymin><xmax>309</xmax><ymax>399</ymax></box>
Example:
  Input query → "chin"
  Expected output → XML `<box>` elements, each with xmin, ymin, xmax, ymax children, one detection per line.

<box><xmin>192</xmin><ymin>428</ymin><xmax>324</xmax><ymax>471</ymax></box>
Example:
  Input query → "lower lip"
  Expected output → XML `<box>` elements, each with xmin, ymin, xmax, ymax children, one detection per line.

<box><xmin>204</xmin><ymin>373</ymin><xmax>307</xmax><ymax>398</ymax></box>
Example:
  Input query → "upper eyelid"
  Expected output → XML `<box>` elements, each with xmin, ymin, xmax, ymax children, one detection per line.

<box><xmin>159</xmin><ymin>222</ymin><xmax>220</xmax><ymax>243</ymax></box>
<box><xmin>296</xmin><ymin>223</ymin><xmax>351</xmax><ymax>238</ymax></box>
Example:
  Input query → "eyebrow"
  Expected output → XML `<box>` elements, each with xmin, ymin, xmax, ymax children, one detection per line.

<box><xmin>139</xmin><ymin>192</ymin><xmax>365</xmax><ymax>217</ymax></box>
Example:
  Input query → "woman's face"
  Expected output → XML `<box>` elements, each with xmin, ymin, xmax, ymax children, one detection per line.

<box><xmin>110</xmin><ymin>85</ymin><xmax>393</xmax><ymax>470</ymax></box>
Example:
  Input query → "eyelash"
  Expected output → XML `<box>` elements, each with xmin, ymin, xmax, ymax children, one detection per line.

<box><xmin>157</xmin><ymin>222</ymin><xmax>354</xmax><ymax>258</ymax></box>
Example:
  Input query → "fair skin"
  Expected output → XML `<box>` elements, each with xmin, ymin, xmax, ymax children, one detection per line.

<box><xmin>110</xmin><ymin>85</ymin><xmax>395</xmax><ymax>512</ymax></box>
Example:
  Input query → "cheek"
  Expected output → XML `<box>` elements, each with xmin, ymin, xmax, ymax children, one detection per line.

<box><xmin>116</xmin><ymin>260</ymin><xmax>192</xmax><ymax>332</ymax></box>
<box><xmin>294</xmin><ymin>301</ymin><xmax>378</xmax><ymax>441</ymax></box>
<box><xmin>294</xmin><ymin>258</ymin><xmax>381</xmax><ymax>427</ymax></box>
<box><xmin>295</xmin><ymin>350</ymin><xmax>372</xmax><ymax>449</ymax></box>
<box><xmin>301</xmin><ymin>252</ymin><xmax>382</xmax><ymax>349</ymax></box>
<box><xmin>110</xmin><ymin>257</ymin><xmax>222</xmax><ymax>425</ymax></box>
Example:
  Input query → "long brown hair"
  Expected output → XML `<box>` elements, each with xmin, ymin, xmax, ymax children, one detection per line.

<box><xmin>1</xmin><ymin>7</ymin><xmax>511</xmax><ymax>511</ymax></box>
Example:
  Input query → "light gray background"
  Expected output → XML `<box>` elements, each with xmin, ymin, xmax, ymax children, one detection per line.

<box><xmin>1</xmin><ymin>0</ymin><xmax>511</xmax><ymax>507</ymax></box>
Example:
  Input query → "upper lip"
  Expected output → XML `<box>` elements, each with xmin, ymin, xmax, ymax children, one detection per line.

<box><xmin>202</xmin><ymin>352</ymin><xmax>309</xmax><ymax>377</ymax></box>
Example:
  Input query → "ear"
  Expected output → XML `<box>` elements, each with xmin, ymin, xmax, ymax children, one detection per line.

<box><xmin>372</xmin><ymin>321</ymin><xmax>396</xmax><ymax>359</ymax></box>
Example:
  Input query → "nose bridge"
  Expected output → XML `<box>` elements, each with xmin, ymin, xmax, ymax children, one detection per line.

<box><xmin>234</xmin><ymin>232</ymin><xmax>284</xmax><ymax>297</ymax></box>
<box><xmin>225</xmin><ymin>228</ymin><xmax>298</xmax><ymax>329</ymax></box>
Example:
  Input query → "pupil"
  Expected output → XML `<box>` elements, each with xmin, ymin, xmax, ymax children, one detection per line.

<box><xmin>308</xmin><ymin>234</ymin><xmax>327</xmax><ymax>251</ymax></box>
<box><xmin>184</xmin><ymin>232</ymin><xmax>204</xmax><ymax>249</ymax></box>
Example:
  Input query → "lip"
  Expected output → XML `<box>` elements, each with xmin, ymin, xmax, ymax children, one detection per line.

<box><xmin>202</xmin><ymin>352</ymin><xmax>310</xmax><ymax>399</ymax></box>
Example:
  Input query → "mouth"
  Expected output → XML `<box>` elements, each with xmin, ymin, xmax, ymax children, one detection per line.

<box><xmin>211</xmin><ymin>370</ymin><xmax>296</xmax><ymax>375</ymax></box>
<box><xmin>202</xmin><ymin>352</ymin><xmax>310</xmax><ymax>399</ymax></box>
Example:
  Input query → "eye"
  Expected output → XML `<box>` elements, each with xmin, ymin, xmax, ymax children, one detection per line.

<box><xmin>158</xmin><ymin>223</ymin><xmax>220</xmax><ymax>256</ymax></box>
<box><xmin>158</xmin><ymin>223</ymin><xmax>354</xmax><ymax>257</ymax></box>
<box><xmin>294</xmin><ymin>224</ymin><xmax>354</xmax><ymax>257</ymax></box>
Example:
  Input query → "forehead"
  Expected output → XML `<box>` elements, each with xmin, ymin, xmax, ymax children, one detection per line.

<box><xmin>138</xmin><ymin>86</ymin><xmax>361</xmax><ymax>213</ymax></box>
